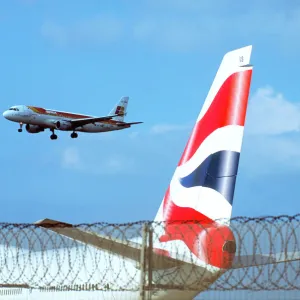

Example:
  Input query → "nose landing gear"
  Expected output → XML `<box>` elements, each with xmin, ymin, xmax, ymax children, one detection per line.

<box><xmin>18</xmin><ymin>123</ymin><xmax>23</xmax><ymax>132</ymax></box>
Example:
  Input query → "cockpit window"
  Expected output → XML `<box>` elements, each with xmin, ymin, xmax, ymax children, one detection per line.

<box><xmin>8</xmin><ymin>108</ymin><xmax>19</xmax><ymax>111</ymax></box>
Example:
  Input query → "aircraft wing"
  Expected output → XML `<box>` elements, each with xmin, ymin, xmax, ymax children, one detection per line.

<box><xmin>70</xmin><ymin>114</ymin><xmax>121</xmax><ymax>127</ymax></box>
<box><xmin>231</xmin><ymin>252</ymin><xmax>300</xmax><ymax>269</ymax></box>
<box><xmin>35</xmin><ymin>218</ymin><xmax>183</xmax><ymax>270</ymax></box>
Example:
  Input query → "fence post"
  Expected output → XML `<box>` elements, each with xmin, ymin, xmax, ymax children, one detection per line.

<box><xmin>139</xmin><ymin>223</ymin><xmax>148</xmax><ymax>300</ymax></box>
<box><xmin>147</xmin><ymin>225</ymin><xmax>153</xmax><ymax>300</ymax></box>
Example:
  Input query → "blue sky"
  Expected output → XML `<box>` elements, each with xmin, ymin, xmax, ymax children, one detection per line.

<box><xmin>1</xmin><ymin>0</ymin><xmax>300</xmax><ymax>224</ymax></box>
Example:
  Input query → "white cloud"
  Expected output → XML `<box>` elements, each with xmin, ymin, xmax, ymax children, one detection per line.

<box><xmin>104</xmin><ymin>156</ymin><xmax>133</xmax><ymax>174</ymax></box>
<box><xmin>242</xmin><ymin>134</ymin><xmax>300</xmax><ymax>173</ymax></box>
<box><xmin>241</xmin><ymin>86</ymin><xmax>300</xmax><ymax>174</ymax></box>
<box><xmin>246</xmin><ymin>86</ymin><xmax>300</xmax><ymax>135</ymax></box>
<box><xmin>61</xmin><ymin>147</ymin><xmax>81</xmax><ymax>169</ymax></box>
<box><xmin>128</xmin><ymin>131</ymin><xmax>140</xmax><ymax>139</ymax></box>
<box><xmin>61</xmin><ymin>144</ymin><xmax>136</xmax><ymax>175</ymax></box>
<box><xmin>150</xmin><ymin>123</ymin><xmax>191</xmax><ymax>134</ymax></box>
<box><xmin>41</xmin><ymin>15</ymin><xmax>123</xmax><ymax>47</ymax></box>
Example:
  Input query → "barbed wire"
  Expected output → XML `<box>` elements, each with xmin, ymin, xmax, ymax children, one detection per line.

<box><xmin>0</xmin><ymin>214</ymin><xmax>298</xmax><ymax>294</ymax></box>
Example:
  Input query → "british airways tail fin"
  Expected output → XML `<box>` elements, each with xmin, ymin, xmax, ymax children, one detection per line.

<box><xmin>108</xmin><ymin>96</ymin><xmax>129</xmax><ymax>122</ymax></box>
<box><xmin>153</xmin><ymin>46</ymin><xmax>253</xmax><ymax>269</ymax></box>
<box><xmin>155</xmin><ymin>45</ymin><xmax>253</xmax><ymax>225</ymax></box>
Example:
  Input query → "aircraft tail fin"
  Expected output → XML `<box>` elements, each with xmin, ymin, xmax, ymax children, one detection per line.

<box><xmin>153</xmin><ymin>46</ymin><xmax>253</xmax><ymax>269</ymax></box>
<box><xmin>155</xmin><ymin>45</ymin><xmax>253</xmax><ymax>224</ymax></box>
<box><xmin>108</xmin><ymin>96</ymin><xmax>129</xmax><ymax>122</ymax></box>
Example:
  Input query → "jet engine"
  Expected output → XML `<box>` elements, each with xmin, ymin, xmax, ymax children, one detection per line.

<box><xmin>55</xmin><ymin>120</ymin><xmax>73</xmax><ymax>131</ymax></box>
<box><xmin>25</xmin><ymin>124</ymin><xmax>45</xmax><ymax>133</ymax></box>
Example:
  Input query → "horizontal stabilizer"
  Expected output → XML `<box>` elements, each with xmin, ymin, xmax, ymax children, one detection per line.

<box><xmin>35</xmin><ymin>218</ymin><xmax>182</xmax><ymax>270</ymax></box>
<box><xmin>35</xmin><ymin>218</ymin><xmax>300</xmax><ymax>271</ymax></box>
<box><xmin>231</xmin><ymin>252</ymin><xmax>300</xmax><ymax>269</ymax></box>
<box><xmin>117</xmin><ymin>121</ymin><xmax>143</xmax><ymax>126</ymax></box>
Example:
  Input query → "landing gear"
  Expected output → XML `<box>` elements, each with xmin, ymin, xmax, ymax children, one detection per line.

<box><xmin>18</xmin><ymin>123</ymin><xmax>23</xmax><ymax>132</ymax></box>
<box><xmin>70</xmin><ymin>132</ymin><xmax>78</xmax><ymax>139</ymax></box>
<box><xmin>50</xmin><ymin>129</ymin><xmax>58</xmax><ymax>140</ymax></box>
<box><xmin>50</xmin><ymin>134</ymin><xmax>58</xmax><ymax>140</ymax></box>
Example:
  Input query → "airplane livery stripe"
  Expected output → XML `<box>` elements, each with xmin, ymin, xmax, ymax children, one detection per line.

<box><xmin>176</xmin><ymin>125</ymin><xmax>243</xmax><ymax>178</ymax></box>
<box><xmin>27</xmin><ymin>106</ymin><xmax>121</xmax><ymax>124</ymax></box>
<box><xmin>178</xmin><ymin>69</ymin><xmax>252</xmax><ymax>166</ymax></box>
<box><xmin>179</xmin><ymin>151</ymin><xmax>240</xmax><ymax>205</ymax></box>
<box><xmin>27</xmin><ymin>106</ymin><xmax>92</xmax><ymax>119</ymax></box>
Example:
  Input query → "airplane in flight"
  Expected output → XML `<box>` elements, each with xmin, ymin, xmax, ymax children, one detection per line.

<box><xmin>2</xmin><ymin>46</ymin><xmax>300</xmax><ymax>300</ymax></box>
<box><xmin>2</xmin><ymin>96</ymin><xmax>143</xmax><ymax>140</ymax></box>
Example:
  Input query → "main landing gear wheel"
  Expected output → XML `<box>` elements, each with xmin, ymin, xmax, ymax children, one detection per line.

<box><xmin>71</xmin><ymin>132</ymin><xmax>78</xmax><ymax>139</ymax></box>
<box><xmin>18</xmin><ymin>123</ymin><xmax>23</xmax><ymax>132</ymax></box>
<box><xmin>50</xmin><ymin>129</ymin><xmax>58</xmax><ymax>140</ymax></box>
<box><xmin>50</xmin><ymin>134</ymin><xmax>58</xmax><ymax>140</ymax></box>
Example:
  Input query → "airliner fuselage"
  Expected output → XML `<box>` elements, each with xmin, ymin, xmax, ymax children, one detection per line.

<box><xmin>2</xmin><ymin>97</ymin><xmax>142</xmax><ymax>140</ymax></box>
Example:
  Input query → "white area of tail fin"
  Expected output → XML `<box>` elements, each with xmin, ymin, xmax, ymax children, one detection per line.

<box><xmin>154</xmin><ymin>45</ymin><xmax>253</xmax><ymax>224</ymax></box>
<box><xmin>197</xmin><ymin>45</ymin><xmax>252</xmax><ymax>122</ymax></box>
<box><xmin>108</xmin><ymin>96</ymin><xmax>129</xmax><ymax>122</ymax></box>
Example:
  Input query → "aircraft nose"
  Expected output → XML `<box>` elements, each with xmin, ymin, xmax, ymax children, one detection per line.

<box><xmin>2</xmin><ymin>110</ymin><xmax>13</xmax><ymax>120</ymax></box>
<box><xmin>3</xmin><ymin>111</ymin><xmax>8</xmax><ymax>119</ymax></box>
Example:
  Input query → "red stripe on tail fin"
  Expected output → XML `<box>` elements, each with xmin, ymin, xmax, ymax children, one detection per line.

<box><xmin>179</xmin><ymin>70</ymin><xmax>252</xmax><ymax>166</ymax></box>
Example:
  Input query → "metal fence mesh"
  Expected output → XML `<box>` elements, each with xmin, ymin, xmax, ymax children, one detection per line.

<box><xmin>0</xmin><ymin>214</ymin><xmax>298</xmax><ymax>299</ymax></box>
